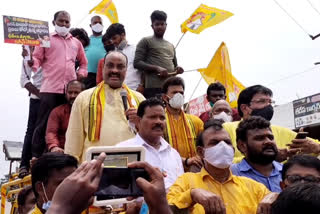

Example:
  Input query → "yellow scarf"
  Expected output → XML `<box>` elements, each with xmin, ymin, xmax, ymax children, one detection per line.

<box><xmin>88</xmin><ymin>81</ymin><xmax>140</xmax><ymax>141</ymax></box>
<box><xmin>164</xmin><ymin>109</ymin><xmax>197</xmax><ymax>158</ymax></box>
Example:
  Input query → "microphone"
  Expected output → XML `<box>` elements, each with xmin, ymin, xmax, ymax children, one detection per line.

<box><xmin>120</xmin><ymin>89</ymin><xmax>128</xmax><ymax>111</ymax></box>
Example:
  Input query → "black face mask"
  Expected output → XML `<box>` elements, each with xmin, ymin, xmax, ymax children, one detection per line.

<box><xmin>251</xmin><ymin>105</ymin><xmax>274</xmax><ymax>121</ymax></box>
<box><xmin>104</xmin><ymin>44</ymin><xmax>115</xmax><ymax>52</ymax></box>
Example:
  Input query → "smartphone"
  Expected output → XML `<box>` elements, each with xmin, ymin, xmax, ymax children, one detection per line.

<box><xmin>295</xmin><ymin>132</ymin><xmax>308</xmax><ymax>139</ymax></box>
<box><xmin>95</xmin><ymin>168</ymin><xmax>150</xmax><ymax>201</ymax></box>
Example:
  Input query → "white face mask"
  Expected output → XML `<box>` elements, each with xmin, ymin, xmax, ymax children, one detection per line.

<box><xmin>213</xmin><ymin>112</ymin><xmax>233</xmax><ymax>123</ymax></box>
<box><xmin>168</xmin><ymin>93</ymin><xmax>184</xmax><ymax>109</ymax></box>
<box><xmin>55</xmin><ymin>25</ymin><xmax>70</xmax><ymax>37</ymax></box>
<box><xmin>91</xmin><ymin>23</ymin><xmax>103</xmax><ymax>33</ymax></box>
<box><xmin>204</xmin><ymin>141</ymin><xmax>234</xmax><ymax>169</ymax></box>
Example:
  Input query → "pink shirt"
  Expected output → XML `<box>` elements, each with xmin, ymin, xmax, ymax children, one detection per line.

<box><xmin>32</xmin><ymin>32</ymin><xmax>88</xmax><ymax>94</ymax></box>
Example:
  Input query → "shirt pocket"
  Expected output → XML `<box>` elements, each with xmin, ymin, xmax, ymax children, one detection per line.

<box><xmin>66</xmin><ymin>44</ymin><xmax>79</xmax><ymax>62</ymax></box>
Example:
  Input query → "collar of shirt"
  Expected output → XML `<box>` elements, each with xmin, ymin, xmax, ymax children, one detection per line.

<box><xmin>63</xmin><ymin>103</ymin><xmax>72</xmax><ymax>114</ymax></box>
<box><xmin>238</xmin><ymin>158</ymin><xmax>282</xmax><ymax>177</ymax></box>
<box><xmin>30</xmin><ymin>205</ymin><xmax>43</xmax><ymax>214</ymax></box>
<box><xmin>199</xmin><ymin>167</ymin><xmax>237</xmax><ymax>185</ymax></box>
<box><xmin>51</xmin><ymin>31</ymin><xmax>72</xmax><ymax>39</ymax></box>
<box><xmin>135</xmin><ymin>133</ymin><xmax>171</xmax><ymax>153</ymax></box>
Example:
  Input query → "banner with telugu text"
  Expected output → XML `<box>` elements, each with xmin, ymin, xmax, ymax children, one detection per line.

<box><xmin>3</xmin><ymin>15</ymin><xmax>50</xmax><ymax>47</ymax></box>
<box><xmin>181</xmin><ymin>4</ymin><xmax>233</xmax><ymax>34</ymax></box>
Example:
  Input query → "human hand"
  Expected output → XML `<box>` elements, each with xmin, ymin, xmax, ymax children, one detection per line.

<box><xmin>77</xmin><ymin>73</ymin><xmax>85</xmax><ymax>81</ymax></box>
<box><xmin>186</xmin><ymin>156</ymin><xmax>203</xmax><ymax>168</ymax></box>
<box><xmin>275</xmin><ymin>148</ymin><xmax>289</xmax><ymax>162</ymax></box>
<box><xmin>126</xmin><ymin>108</ymin><xmax>139</xmax><ymax>124</ymax></box>
<box><xmin>128</xmin><ymin>161</ymin><xmax>171</xmax><ymax>214</ymax></box>
<box><xmin>22</xmin><ymin>45</ymin><xmax>28</xmax><ymax>58</ymax></box>
<box><xmin>191</xmin><ymin>188</ymin><xmax>226</xmax><ymax>214</ymax></box>
<box><xmin>157</xmin><ymin>66</ymin><xmax>168</xmax><ymax>78</ymax></box>
<box><xmin>50</xmin><ymin>147</ymin><xmax>64</xmax><ymax>153</ymax></box>
<box><xmin>47</xmin><ymin>153</ymin><xmax>106</xmax><ymax>214</ymax></box>
<box><xmin>257</xmin><ymin>193</ymin><xmax>278</xmax><ymax>214</ymax></box>
<box><xmin>125</xmin><ymin>201</ymin><xmax>143</xmax><ymax>214</ymax></box>
<box><xmin>136</xmin><ymin>84</ymin><xmax>144</xmax><ymax>94</ymax></box>
<box><xmin>30</xmin><ymin>157</ymin><xmax>38</xmax><ymax>169</ymax></box>
<box><xmin>27</xmin><ymin>60</ymin><xmax>34</xmax><ymax>67</ymax></box>
<box><xmin>287</xmin><ymin>138</ymin><xmax>320</xmax><ymax>155</ymax></box>
<box><xmin>175</xmin><ymin>66</ymin><xmax>184</xmax><ymax>74</ymax></box>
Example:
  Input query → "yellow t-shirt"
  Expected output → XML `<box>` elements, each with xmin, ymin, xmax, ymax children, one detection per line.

<box><xmin>167</xmin><ymin>168</ymin><xmax>270</xmax><ymax>214</ymax></box>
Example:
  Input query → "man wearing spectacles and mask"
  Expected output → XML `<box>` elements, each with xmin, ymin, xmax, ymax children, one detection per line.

<box><xmin>222</xmin><ymin>85</ymin><xmax>320</xmax><ymax>163</ymax></box>
<box><xmin>280</xmin><ymin>154</ymin><xmax>320</xmax><ymax>189</ymax></box>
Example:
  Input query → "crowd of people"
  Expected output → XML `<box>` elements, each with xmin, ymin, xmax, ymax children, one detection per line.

<box><xmin>14</xmin><ymin>8</ymin><xmax>320</xmax><ymax>214</ymax></box>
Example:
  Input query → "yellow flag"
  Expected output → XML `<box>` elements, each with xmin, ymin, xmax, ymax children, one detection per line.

<box><xmin>198</xmin><ymin>42</ymin><xmax>245</xmax><ymax>108</ymax></box>
<box><xmin>89</xmin><ymin>0</ymin><xmax>119</xmax><ymax>24</ymax></box>
<box><xmin>181</xmin><ymin>4</ymin><xmax>233</xmax><ymax>34</ymax></box>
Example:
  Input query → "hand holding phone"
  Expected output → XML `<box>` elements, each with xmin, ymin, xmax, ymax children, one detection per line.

<box><xmin>295</xmin><ymin>132</ymin><xmax>308</xmax><ymax>139</ymax></box>
<box><xmin>95</xmin><ymin>168</ymin><xmax>150</xmax><ymax>201</ymax></box>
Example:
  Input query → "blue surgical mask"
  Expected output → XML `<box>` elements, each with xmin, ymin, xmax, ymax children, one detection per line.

<box><xmin>42</xmin><ymin>201</ymin><xmax>52</xmax><ymax>211</ymax></box>
<box><xmin>41</xmin><ymin>182</ymin><xmax>52</xmax><ymax>211</ymax></box>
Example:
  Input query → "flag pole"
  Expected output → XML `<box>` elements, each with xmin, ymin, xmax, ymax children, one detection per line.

<box><xmin>183</xmin><ymin>69</ymin><xmax>201</xmax><ymax>73</ymax></box>
<box><xmin>185</xmin><ymin>75</ymin><xmax>203</xmax><ymax>111</ymax></box>
<box><xmin>175</xmin><ymin>32</ymin><xmax>186</xmax><ymax>49</ymax></box>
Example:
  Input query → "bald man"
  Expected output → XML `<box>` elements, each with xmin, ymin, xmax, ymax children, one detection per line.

<box><xmin>65</xmin><ymin>51</ymin><xmax>145</xmax><ymax>162</ymax></box>
<box><xmin>210</xmin><ymin>100</ymin><xmax>233</xmax><ymax>123</ymax></box>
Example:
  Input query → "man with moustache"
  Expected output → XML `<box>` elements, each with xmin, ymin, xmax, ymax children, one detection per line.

<box><xmin>117</xmin><ymin>98</ymin><xmax>184</xmax><ymax>190</ymax></box>
<box><xmin>65</xmin><ymin>51</ymin><xmax>145</xmax><ymax>162</ymax></box>
<box><xmin>232</xmin><ymin>116</ymin><xmax>282</xmax><ymax>192</ymax></box>
<box><xmin>46</xmin><ymin>80</ymin><xmax>85</xmax><ymax>153</ymax></box>
<box><xmin>223</xmin><ymin>85</ymin><xmax>320</xmax><ymax>163</ymax></box>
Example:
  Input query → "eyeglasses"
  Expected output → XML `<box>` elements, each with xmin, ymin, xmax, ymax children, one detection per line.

<box><xmin>250</xmin><ymin>98</ymin><xmax>275</xmax><ymax>106</ymax></box>
<box><xmin>286</xmin><ymin>175</ymin><xmax>320</xmax><ymax>184</ymax></box>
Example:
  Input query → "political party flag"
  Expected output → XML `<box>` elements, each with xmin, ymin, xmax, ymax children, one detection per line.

<box><xmin>198</xmin><ymin>42</ymin><xmax>245</xmax><ymax>108</ymax></box>
<box><xmin>181</xmin><ymin>4</ymin><xmax>233</xmax><ymax>34</ymax></box>
<box><xmin>89</xmin><ymin>0</ymin><xmax>118</xmax><ymax>23</ymax></box>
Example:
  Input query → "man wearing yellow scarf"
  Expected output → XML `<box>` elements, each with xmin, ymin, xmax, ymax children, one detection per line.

<box><xmin>64</xmin><ymin>51</ymin><xmax>145</xmax><ymax>162</ymax></box>
<box><xmin>162</xmin><ymin>77</ymin><xmax>204</xmax><ymax>171</ymax></box>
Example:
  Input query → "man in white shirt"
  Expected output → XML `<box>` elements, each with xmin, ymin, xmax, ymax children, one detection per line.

<box><xmin>19</xmin><ymin>45</ymin><xmax>42</xmax><ymax>178</ymax></box>
<box><xmin>105</xmin><ymin>23</ymin><xmax>142</xmax><ymax>92</ymax></box>
<box><xmin>117</xmin><ymin>98</ymin><xmax>184</xmax><ymax>190</ymax></box>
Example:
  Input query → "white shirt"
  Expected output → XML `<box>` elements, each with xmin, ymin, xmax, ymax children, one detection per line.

<box><xmin>118</xmin><ymin>44</ymin><xmax>141</xmax><ymax>90</ymax></box>
<box><xmin>117</xmin><ymin>134</ymin><xmax>184</xmax><ymax>190</ymax></box>
<box><xmin>20</xmin><ymin>46</ymin><xmax>42</xmax><ymax>99</ymax></box>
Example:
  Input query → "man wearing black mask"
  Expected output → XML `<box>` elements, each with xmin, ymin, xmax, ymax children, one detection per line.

<box><xmin>96</xmin><ymin>33</ymin><xmax>115</xmax><ymax>84</ymax></box>
<box><xmin>232</xmin><ymin>116</ymin><xmax>282</xmax><ymax>192</ymax></box>
<box><xmin>223</xmin><ymin>85</ymin><xmax>320</xmax><ymax>163</ymax></box>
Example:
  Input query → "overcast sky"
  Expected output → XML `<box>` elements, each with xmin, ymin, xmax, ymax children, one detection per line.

<box><xmin>1</xmin><ymin>0</ymin><xmax>320</xmax><ymax>176</ymax></box>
